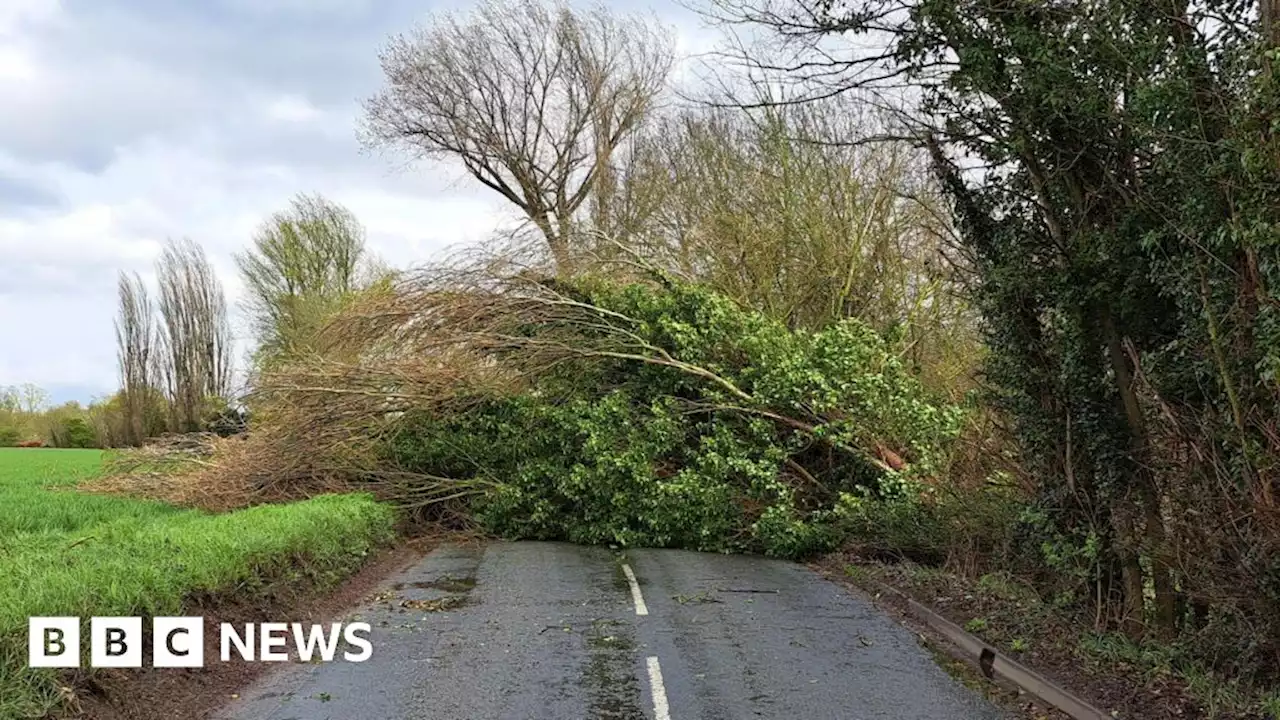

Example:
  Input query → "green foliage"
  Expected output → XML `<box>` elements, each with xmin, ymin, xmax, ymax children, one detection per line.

<box><xmin>831</xmin><ymin>474</ymin><xmax>1028</xmax><ymax>572</ymax></box>
<box><xmin>387</xmin><ymin>279</ymin><xmax>960</xmax><ymax>558</ymax></box>
<box><xmin>1018</xmin><ymin>504</ymin><xmax>1101</xmax><ymax>594</ymax></box>
<box><xmin>1078</xmin><ymin>632</ymin><xmax>1276</xmax><ymax>716</ymax></box>
<box><xmin>834</xmin><ymin>493</ymin><xmax>948</xmax><ymax>564</ymax></box>
<box><xmin>0</xmin><ymin>384</ymin><xmax>170</xmax><ymax>449</ymax></box>
<box><xmin>919</xmin><ymin>3</ymin><xmax>1280</xmax><ymax>681</ymax></box>
<box><xmin>40</xmin><ymin>405</ymin><xmax>100</xmax><ymax>449</ymax></box>
<box><xmin>0</xmin><ymin>448</ymin><xmax>396</xmax><ymax>718</ymax></box>
<box><xmin>236</xmin><ymin>193</ymin><xmax>386</xmax><ymax>369</ymax></box>
<box><xmin>756</xmin><ymin>0</ymin><xmax>1280</xmax><ymax>691</ymax></box>
<box><xmin>59</xmin><ymin>416</ymin><xmax>97</xmax><ymax>448</ymax></box>
<box><xmin>0</xmin><ymin>385</ymin><xmax>45</xmax><ymax>446</ymax></box>
<box><xmin>87</xmin><ymin>389</ymin><xmax>168</xmax><ymax>448</ymax></box>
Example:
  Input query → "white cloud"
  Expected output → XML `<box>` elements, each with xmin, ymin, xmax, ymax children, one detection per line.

<box><xmin>265</xmin><ymin>95</ymin><xmax>324</xmax><ymax>124</ymax></box>
<box><xmin>0</xmin><ymin>0</ymin><xmax>711</xmax><ymax>400</ymax></box>
<box><xmin>0</xmin><ymin>0</ymin><xmax>61</xmax><ymax>33</ymax></box>
<box><xmin>0</xmin><ymin>1</ymin><xmax>59</xmax><ymax>87</ymax></box>
<box><xmin>0</xmin><ymin>45</ymin><xmax>39</xmax><ymax>84</ymax></box>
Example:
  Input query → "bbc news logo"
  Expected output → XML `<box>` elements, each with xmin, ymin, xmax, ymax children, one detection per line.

<box><xmin>29</xmin><ymin>617</ymin><xmax>373</xmax><ymax>668</ymax></box>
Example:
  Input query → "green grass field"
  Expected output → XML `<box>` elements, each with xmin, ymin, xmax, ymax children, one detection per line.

<box><xmin>0</xmin><ymin>448</ymin><xmax>397</xmax><ymax>719</ymax></box>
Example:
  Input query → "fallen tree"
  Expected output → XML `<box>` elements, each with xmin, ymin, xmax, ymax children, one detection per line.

<box><xmin>165</xmin><ymin>259</ymin><xmax>964</xmax><ymax>557</ymax></box>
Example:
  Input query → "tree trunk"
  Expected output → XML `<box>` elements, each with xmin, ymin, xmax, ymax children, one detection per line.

<box><xmin>532</xmin><ymin>212</ymin><xmax>572</xmax><ymax>275</ymax></box>
<box><xmin>1101</xmin><ymin>308</ymin><xmax>1177</xmax><ymax>632</ymax></box>
<box><xmin>1264</xmin><ymin>0</ymin><xmax>1280</xmax><ymax>46</ymax></box>
<box><xmin>1109</xmin><ymin>501</ymin><xmax>1146</xmax><ymax>633</ymax></box>
<box><xmin>1120</xmin><ymin>550</ymin><xmax>1146</xmax><ymax>634</ymax></box>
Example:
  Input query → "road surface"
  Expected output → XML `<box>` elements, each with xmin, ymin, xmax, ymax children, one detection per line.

<box><xmin>215</xmin><ymin>542</ymin><xmax>1003</xmax><ymax>720</ymax></box>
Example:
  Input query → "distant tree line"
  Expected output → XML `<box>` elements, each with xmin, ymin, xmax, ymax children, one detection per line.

<box><xmin>96</xmin><ymin>194</ymin><xmax>383</xmax><ymax>447</ymax></box>
<box><xmin>0</xmin><ymin>384</ymin><xmax>100</xmax><ymax>449</ymax></box>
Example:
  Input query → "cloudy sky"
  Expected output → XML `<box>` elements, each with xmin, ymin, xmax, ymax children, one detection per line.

<box><xmin>0</xmin><ymin>0</ymin><xmax>711</xmax><ymax>405</ymax></box>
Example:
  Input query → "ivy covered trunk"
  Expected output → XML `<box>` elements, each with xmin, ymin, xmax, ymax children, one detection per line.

<box><xmin>782</xmin><ymin>0</ymin><xmax>1280</xmax><ymax>666</ymax></box>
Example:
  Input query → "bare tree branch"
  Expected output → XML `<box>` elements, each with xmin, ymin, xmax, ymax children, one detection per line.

<box><xmin>362</xmin><ymin>0</ymin><xmax>674</xmax><ymax>273</ymax></box>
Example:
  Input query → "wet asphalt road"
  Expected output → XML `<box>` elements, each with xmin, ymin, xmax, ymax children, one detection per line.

<box><xmin>215</xmin><ymin>542</ymin><xmax>1003</xmax><ymax>720</ymax></box>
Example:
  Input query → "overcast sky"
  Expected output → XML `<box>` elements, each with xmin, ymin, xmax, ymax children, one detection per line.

<box><xmin>0</xmin><ymin>0</ymin><xmax>712</xmax><ymax>405</ymax></box>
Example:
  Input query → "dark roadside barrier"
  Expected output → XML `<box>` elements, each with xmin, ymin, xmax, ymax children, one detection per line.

<box><xmin>862</xmin><ymin>578</ymin><xmax>1111</xmax><ymax>720</ymax></box>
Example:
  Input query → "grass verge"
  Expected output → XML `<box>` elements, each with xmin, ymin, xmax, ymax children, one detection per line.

<box><xmin>0</xmin><ymin>448</ymin><xmax>397</xmax><ymax>719</ymax></box>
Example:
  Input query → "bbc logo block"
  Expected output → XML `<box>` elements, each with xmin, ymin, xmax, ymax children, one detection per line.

<box><xmin>28</xmin><ymin>617</ymin><xmax>79</xmax><ymax>668</ymax></box>
<box><xmin>153</xmin><ymin>617</ymin><xmax>205</xmax><ymax>667</ymax></box>
<box><xmin>91</xmin><ymin>617</ymin><xmax>143</xmax><ymax>668</ymax></box>
<box><xmin>30</xmin><ymin>616</ymin><xmax>202</xmax><ymax>668</ymax></box>
<box><xmin>29</xmin><ymin>617</ymin><xmax>372</xmax><ymax>668</ymax></box>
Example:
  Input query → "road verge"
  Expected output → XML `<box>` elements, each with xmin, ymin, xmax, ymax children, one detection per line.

<box><xmin>816</xmin><ymin>559</ymin><xmax>1118</xmax><ymax>720</ymax></box>
<box><xmin>857</xmin><ymin>574</ymin><xmax>1108</xmax><ymax>719</ymax></box>
<box><xmin>76</xmin><ymin>537</ymin><xmax>435</xmax><ymax>720</ymax></box>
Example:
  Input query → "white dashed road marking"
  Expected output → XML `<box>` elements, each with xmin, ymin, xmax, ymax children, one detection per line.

<box><xmin>624</xmin><ymin>561</ymin><xmax>669</xmax><ymax>717</ymax></box>
<box><xmin>621</xmin><ymin>563</ymin><xmax>648</xmax><ymax>616</ymax></box>
<box><xmin>646</xmin><ymin>656</ymin><xmax>671</xmax><ymax>720</ymax></box>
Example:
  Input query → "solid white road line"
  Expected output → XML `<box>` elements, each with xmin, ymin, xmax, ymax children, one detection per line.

<box><xmin>646</xmin><ymin>656</ymin><xmax>671</xmax><ymax>720</ymax></box>
<box><xmin>621</xmin><ymin>563</ymin><xmax>649</xmax><ymax>616</ymax></box>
